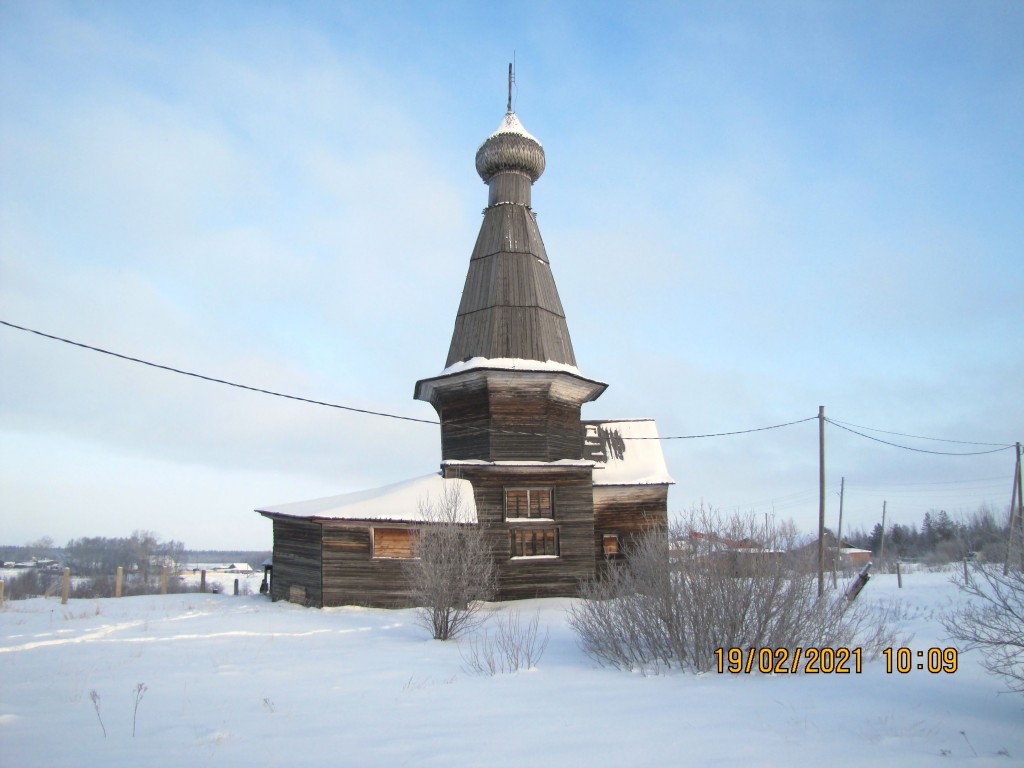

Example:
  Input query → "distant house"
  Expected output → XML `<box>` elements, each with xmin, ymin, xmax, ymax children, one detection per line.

<box><xmin>257</xmin><ymin>104</ymin><xmax>673</xmax><ymax>608</ymax></box>
<box><xmin>838</xmin><ymin>546</ymin><xmax>872</xmax><ymax>569</ymax></box>
<box><xmin>795</xmin><ymin>532</ymin><xmax>871</xmax><ymax>572</ymax></box>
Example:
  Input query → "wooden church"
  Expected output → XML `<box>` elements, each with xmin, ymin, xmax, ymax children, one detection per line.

<box><xmin>257</xmin><ymin>93</ymin><xmax>673</xmax><ymax>608</ymax></box>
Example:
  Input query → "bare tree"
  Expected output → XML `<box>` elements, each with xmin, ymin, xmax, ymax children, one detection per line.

<box><xmin>944</xmin><ymin>565</ymin><xmax>1024</xmax><ymax>693</ymax></box>
<box><xmin>404</xmin><ymin>484</ymin><xmax>496</xmax><ymax>641</ymax></box>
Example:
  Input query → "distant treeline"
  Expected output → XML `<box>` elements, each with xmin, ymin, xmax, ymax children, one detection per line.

<box><xmin>842</xmin><ymin>506</ymin><xmax>1011</xmax><ymax>564</ymax></box>
<box><xmin>1</xmin><ymin>532</ymin><xmax>270</xmax><ymax>575</ymax></box>
<box><xmin>179</xmin><ymin>550</ymin><xmax>273</xmax><ymax>570</ymax></box>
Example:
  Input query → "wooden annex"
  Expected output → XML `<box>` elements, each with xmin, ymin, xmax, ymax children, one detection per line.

<box><xmin>257</xmin><ymin>101</ymin><xmax>673</xmax><ymax>608</ymax></box>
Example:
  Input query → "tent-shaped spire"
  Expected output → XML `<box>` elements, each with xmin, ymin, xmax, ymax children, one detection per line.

<box><xmin>414</xmin><ymin>96</ymin><xmax>605</xmax><ymax>462</ymax></box>
<box><xmin>444</xmin><ymin>109</ymin><xmax>576</xmax><ymax>367</ymax></box>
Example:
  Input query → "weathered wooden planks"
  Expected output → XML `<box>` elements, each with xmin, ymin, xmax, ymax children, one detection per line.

<box><xmin>370</xmin><ymin>527</ymin><xmax>419</xmax><ymax>559</ymax></box>
<box><xmin>446</xmin><ymin>199</ymin><xmax>574</xmax><ymax>367</ymax></box>
<box><xmin>261</xmin><ymin>110</ymin><xmax>673</xmax><ymax>610</ymax></box>
<box><xmin>592</xmin><ymin>485</ymin><xmax>669</xmax><ymax>578</ymax></box>
<box><xmin>445</xmin><ymin>464</ymin><xmax>596</xmax><ymax>600</ymax></box>
<box><xmin>267</xmin><ymin>516</ymin><xmax>323</xmax><ymax>606</ymax></box>
<box><xmin>321</xmin><ymin>522</ymin><xmax>417</xmax><ymax>608</ymax></box>
<box><xmin>418</xmin><ymin>369</ymin><xmax>605</xmax><ymax>462</ymax></box>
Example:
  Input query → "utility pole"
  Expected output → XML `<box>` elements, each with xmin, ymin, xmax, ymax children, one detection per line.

<box><xmin>1007</xmin><ymin>442</ymin><xmax>1023</xmax><ymax>575</ymax></box>
<box><xmin>818</xmin><ymin>405</ymin><xmax>826</xmax><ymax>597</ymax></box>
<box><xmin>1018</xmin><ymin>443</ymin><xmax>1024</xmax><ymax>569</ymax></box>
<box><xmin>879</xmin><ymin>501</ymin><xmax>887</xmax><ymax>563</ymax></box>
<box><xmin>832</xmin><ymin>476</ymin><xmax>845</xmax><ymax>588</ymax></box>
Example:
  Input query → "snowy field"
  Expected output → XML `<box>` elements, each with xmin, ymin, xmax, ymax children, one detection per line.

<box><xmin>1</xmin><ymin>571</ymin><xmax>1021</xmax><ymax>767</ymax></box>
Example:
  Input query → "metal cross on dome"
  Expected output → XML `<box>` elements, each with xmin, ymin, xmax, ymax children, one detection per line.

<box><xmin>507</xmin><ymin>62</ymin><xmax>514</xmax><ymax>113</ymax></box>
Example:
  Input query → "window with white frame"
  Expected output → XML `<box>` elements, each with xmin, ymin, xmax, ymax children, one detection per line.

<box><xmin>510</xmin><ymin>527</ymin><xmax>559</xmax><ymax>558</ymax></box>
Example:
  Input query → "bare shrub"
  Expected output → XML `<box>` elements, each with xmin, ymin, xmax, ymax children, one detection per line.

<box><xmin>943</xmin><ymin>564</ymin><xmax>1024</xmax><ymax>693</ymax></box>
<box><xmin>404</xmin><ymin>484</ymin><xmax>496</xmax><ymax>641</ymax></box>
<box><xmin>132</xmin><ymin>683</ymin><xmax>147</xmax><ymax>737</ymax></box>
<box><xmin>568</xmin><ymin>505</ymin><xmax>898</xmax><ymax>673</ymax></box>
<box><xmin>0</xmin><ymin>568</ymin><xmax>196</xmax><ymax>601</ymax></box>
<box><xmin>2</xmin><ymin>569</ymin><xmax>57</xmax><ymax>600</ymax></box>
<box><xmin>461</xmin><ymin>609</ymin><xmax>549</xmax><ymax>675</ymax></box>
<box><xmin>89</xmin><ymin>690</ymin><xmax>106</xmax><ymax>738</ymax></box>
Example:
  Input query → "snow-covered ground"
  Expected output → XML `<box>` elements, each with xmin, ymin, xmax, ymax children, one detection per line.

<box><xmin>1</xmin><ymin>571</ymin><xmax>1020</xmax><ymax>767</ymax></box>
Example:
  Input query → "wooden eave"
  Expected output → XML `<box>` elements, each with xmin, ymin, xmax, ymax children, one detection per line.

<box><xmin>414</xmin><ymin>365</ymin><xmax>607</xmax><ymax>407</ymax></box>
<box><xmin>590</xmin><ymin>479</ymin><xmax>675</xmax><ymax>488</ymax></box>
<box><xmin>257</xmin><ymin>510</ymin><xmax>428</xmax><ymax>526</ymax></box>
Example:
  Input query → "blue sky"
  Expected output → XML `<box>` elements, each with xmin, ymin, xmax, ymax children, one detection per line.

<box><xmin>2</xmin><ymin>1</ymin><xmax>1021</xmax><ymax>549</ymax></box>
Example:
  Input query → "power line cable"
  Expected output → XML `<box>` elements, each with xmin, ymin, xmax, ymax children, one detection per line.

<box><xmin>844</xmin><ymin>486</ymin><xmax>1007</xmax><ymax>500</ymax></box>
<box><xmin>827</xmin><ymin>417</ymin><xmax>1011</xmax><ymax>447</ymax></box>
<box><xmin>629</xmin><ymin>416</ymin><xmax>818</xmax><ymax>439</ymax></box>
<box><xmin>0</xmin><ymin>319</ymin><xmax>817</xmax><ymax>442</ymax></box>
<box><xmin>826</xmin><ymin>418</ymin><xmax>1014</xmax><ymax>456</ymax></box>
<box><xmin>0</xmin><ymin>319</ymin><xmax>441</xmax><ymax>427</ymax></box>
<box><xmin>845</xmin><ymin>475</ymin><xmax>1007</xmax><ymax>488</ymax></box>
<box><xmin>3</xmin><ymin>319</ymin><xmax>1015</xmax><ymax>450</ymax></box>
<box><xmin>738</xmin><ymin>489</ymin><xmax>821</xmax><ymax>511</ymax></box>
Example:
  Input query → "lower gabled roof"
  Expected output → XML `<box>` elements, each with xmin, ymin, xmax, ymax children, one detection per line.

<box><xmin>255</xmin><ymin>473</ymin><xmax>477</xmax><ymax>523</ymax></box>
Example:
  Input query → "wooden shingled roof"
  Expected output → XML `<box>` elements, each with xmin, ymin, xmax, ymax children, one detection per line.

<box><xmin>444</xmin><ymin>111</ymin><xmax>577</xmax><ymax>368</ymax></box>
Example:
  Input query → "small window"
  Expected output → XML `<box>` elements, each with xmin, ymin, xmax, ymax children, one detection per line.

<box><xmin>372</xmin><ymin>527</ymin><xmax>419</xmax><ymax>559</ymax></box>
<box><xmin>603</xmin><ymin>534</ymin><xmax>620</xmax><ymax>557</ymax></box>
<box><xmin>505</xmin><ymin>488</ymin><xmax>553</xmax><ymax>520</ymax></box>
<box><xmin>510</xmin><ymin>527</ymin><xmax>559</xmax><ymax>558</ymax></box>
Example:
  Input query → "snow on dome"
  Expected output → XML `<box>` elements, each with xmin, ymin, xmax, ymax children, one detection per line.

<box><xmin>583</xmin><ymin>419</ymin><xmax>675</xmax><ymax>486</ymax></box>
<box><xmin>475</xmin><ymin>111</ymin><xmax>546</xmax><ymax>183</ymax></box>
<box><xmin>483</xmin><ymin>111</ymin><xmax>542</xmax><ymax>147</ymax></box>
<box><xmin>256</xmin><ymin>473</ymin><xmax>477</xmax><ymax>523</ymax></box>
<box><xmin>440</xmin><ymin>356</ymin><xmax>584</xmax><ymax>377</ymax></box>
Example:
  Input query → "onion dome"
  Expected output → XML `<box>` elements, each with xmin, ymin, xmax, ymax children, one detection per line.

<box><xmin>475</xmin><ymin>111</ymin><xmax>546</xmax><ymax>183</ymax></box>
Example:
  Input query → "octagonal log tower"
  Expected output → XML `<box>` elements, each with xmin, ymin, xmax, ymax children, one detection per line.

<box><xmin>415</xmin><ymin>110</ymin><xmax>606</xmax><ymax>464</ymax></box>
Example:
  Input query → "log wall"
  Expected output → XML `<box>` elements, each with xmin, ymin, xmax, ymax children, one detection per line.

<box><xmin>264</xmin><ymin>476</ymin><xmax>667</xmax><ymax>607</ymax></box>
<box><xmin>426</xmin><ymin>370</ymin><xmax>602</xmax><ymax>462</ymax></box>
<box><xmin>445</xmin><ymin>464</ymin><xmax>596</xmax><ymax>600</ymax></box>
<box><xmin>592</xmin><ymin>485</ymin><xmax>669</xmax><ymax>578</ymax></box>
<box><xmin>321</xmin><ymin>522</ymin><xmax>418</xmax><ymax>608</ymax></box>
<box><xmin>269</xmin><ymin>517</ymin><xmax>322</xmax><ymax>607</ymax></box>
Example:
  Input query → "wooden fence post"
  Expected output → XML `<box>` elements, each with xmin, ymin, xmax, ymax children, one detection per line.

<box><xmin>234</xmin><ymin>578</ymin><xmax>239</xmax><ymax>596</ymax></box>
<box><xmin>61</xmin><ymin>567</ymin><xmax>71</xmax><ymax>604</ymax></box>
<box><xmin>115</xmin><ymin>566</ymin><xmax>124</xmax><ymax>598</ymax></box>
<box><xmin>846</xmin><ymin>562</ymin><xmax>872</xmax><ymax>602</ymax></box>
<box><xmin>0</xmin><ymin>579</ymin><xmax>4</xmax><ymax>607</ymax></box>
<box><xmin>160</xmin><ymin>566</ymin><xmax>168</xmax><ymax>595</ymax></box>
<box><xmin>896</xmin><ymin>561</ymin><xmax>902</xmax><ymax>589</ymax></box>
<box><xmin>200</xmin><ymin>570</ymin><xmax>207</xmax><ymax>593</ymax></box>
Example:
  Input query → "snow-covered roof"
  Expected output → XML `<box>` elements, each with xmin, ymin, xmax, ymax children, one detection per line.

<box><xmin>481</xmin><ymin>111</ymin><xmax>542</xmax><ymax>147</ymax></box>
<box><xmin>442</xmin><ymin>459</ymin><xmax>596</xmax><ymax>468</ymax></box>
<box><xmin>583</xmin><ymin>419</ymin><xmax>675</xmax><ymax>486</ymax></box>
<box><xmin>256</xmin><ymin>473</ymin><xmax>477</xmax><ymax>523</ymax></box>
<box><xmin>439</xmin><ymin>356</ymin><xmax>584</xmax><ymax>377</ymax></box>
<box><xmin>417</xmin><ymin>357</ymin><xmax>607</xmax><ymax>406</ymax></box>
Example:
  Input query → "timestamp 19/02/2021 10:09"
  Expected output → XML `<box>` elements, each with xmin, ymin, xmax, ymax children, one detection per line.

<box><xmin>714</xmin><ymin>647</ymin><xmax>958</xmax><ymax>674</ymax></box>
